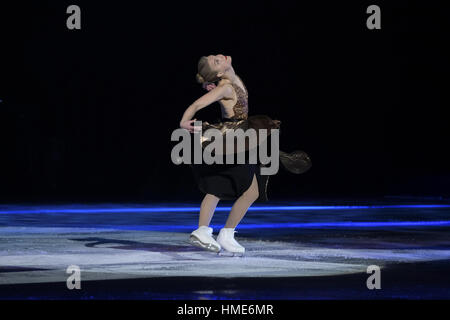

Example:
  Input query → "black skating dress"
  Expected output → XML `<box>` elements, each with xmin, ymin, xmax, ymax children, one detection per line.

<box><xmin>189</xmin><ymin>75</ymin><xmax>311</xmax><ymax>202</ymax></box>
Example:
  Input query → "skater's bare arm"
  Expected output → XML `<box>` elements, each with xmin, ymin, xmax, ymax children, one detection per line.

<box><xmin>179</xmin><ymin>85</ymin><xmax>233</xmax><ymax>127</ymax></box>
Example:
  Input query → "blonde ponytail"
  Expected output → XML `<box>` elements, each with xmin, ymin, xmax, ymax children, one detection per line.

<box><xmin>195</xmin><ymin>73</ymin><xmax>205</xmax><ymax>84</ymax></box>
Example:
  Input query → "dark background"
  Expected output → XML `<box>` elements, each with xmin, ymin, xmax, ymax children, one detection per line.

<box><xmin>0</xmin><ymin>1</ymin><xmax>448</xmax><ymax>203</ymax></box>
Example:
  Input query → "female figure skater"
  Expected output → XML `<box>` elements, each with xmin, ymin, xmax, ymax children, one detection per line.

<box><xmin>179</xmin><ymin>54</ymin><xmax>311</xmax><ymax>256</ymax></box>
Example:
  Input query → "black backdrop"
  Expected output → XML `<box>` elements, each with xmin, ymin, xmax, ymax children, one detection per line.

<box><xmin>0</xmin><ymin>1</ymin><xmax>448</xmax><ymax>202</ymax></box>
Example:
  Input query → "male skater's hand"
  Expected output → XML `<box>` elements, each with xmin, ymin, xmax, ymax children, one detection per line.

<box><xmin>202</xmin><ymin>82</ymin><xmax>216</xmax><ymax>91</ymax></box>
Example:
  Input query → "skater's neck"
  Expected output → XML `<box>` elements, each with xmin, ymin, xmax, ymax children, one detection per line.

<box><xmin>218</xmin><ymin>67</ymin><xmax>239</xmax><ymax>85</ymax></box>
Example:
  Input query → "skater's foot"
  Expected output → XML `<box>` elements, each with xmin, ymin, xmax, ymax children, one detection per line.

<box><xmin>189</xmin><ymin>226</ymin><xmax>221</xmax><ymax>253</ymax></box>
<box><xmin>216</xmin><ymin>227</ymin><xmax>245</xmax><ymax>255</ymax></box>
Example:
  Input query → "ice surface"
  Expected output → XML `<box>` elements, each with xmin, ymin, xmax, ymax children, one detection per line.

<box><xmin>1</xmin><ymin>227</ymin><xmax>450</xmax><ymax>285</ymax></box>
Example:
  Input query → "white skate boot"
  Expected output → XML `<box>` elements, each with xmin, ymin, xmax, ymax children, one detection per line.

<box><xmin>216</xmin><ymin>228</ymin><xmax>245</xmax><ymax>256</ymax></box>
<box><xmin>189</xmin><ymin>226</ymin><xmax>221</xmax><ymax>253</ymax></box>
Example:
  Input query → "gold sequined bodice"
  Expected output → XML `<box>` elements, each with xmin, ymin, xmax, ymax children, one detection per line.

<box><xmin>229</xmin><ymin>75</ymin><xmax>248</xmax><ymax>120</ymax></box>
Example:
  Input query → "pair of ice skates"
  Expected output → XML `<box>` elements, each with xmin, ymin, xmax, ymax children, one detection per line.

<box><xmin>189</xmin><ymin>226</ymin><xmax>245</xmax><ymax>256</ymax></box>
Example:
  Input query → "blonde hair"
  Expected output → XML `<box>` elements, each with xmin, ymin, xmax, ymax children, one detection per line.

<box><xmin>196</xmin><ymin>56</ymin><xmax>220</xmax><ymax>84</ymax></box>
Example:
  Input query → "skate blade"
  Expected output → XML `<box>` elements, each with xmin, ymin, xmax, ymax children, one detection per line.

<box><xmin>218</xmin><ymin>250</ymin><xmax>245</xmax><ymax>257</ymax></box>
<box><xmin>189</xmin><ymin>235</ymin><xmax>221</xmax><ymax>253</ymax></box>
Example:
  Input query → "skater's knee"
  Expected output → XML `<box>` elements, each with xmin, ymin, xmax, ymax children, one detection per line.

<box><xmin>251</xmin><ymin>189</ymin><xmax>259</xmax><ymax>202</ymax></box>
<box><xmin>244</xmin><ymin>184</ymin><xmax>259</xmax><ymax>202</ymax></box>
<box><xmin>206</xmin><ymin>193</ymin><xmax>221</xmax><ymax>202</ymax></box>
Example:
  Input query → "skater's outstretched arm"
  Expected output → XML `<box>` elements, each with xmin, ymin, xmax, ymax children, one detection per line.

<box><xmin>179</xmin><ymin>84</ymin><xmax>233</xmax><ymax>130</ymax></box>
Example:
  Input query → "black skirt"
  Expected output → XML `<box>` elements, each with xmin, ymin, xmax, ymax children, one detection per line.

<box><xmin>189</xmin><ymin>156</ymin><xmax>270</xmax><ymax>202</ymax></box>
<box><xmin>189</xmin><ymin>115</ymin><xmax>278</xmax><ymax>202</ymax></box>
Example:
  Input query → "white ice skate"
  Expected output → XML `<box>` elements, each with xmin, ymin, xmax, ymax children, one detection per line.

<box><xmin>216</xmin><ymin>228</ymin><xmax>245</xmax><ymax>257</ymax></box>
<box><xmin>189</xmin><ymin>226</ymin><xmax>221</xmax><ymax>253</ymax></box>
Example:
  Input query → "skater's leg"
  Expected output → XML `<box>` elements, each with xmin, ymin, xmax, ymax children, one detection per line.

<box><xmin>216</xmin><ymin>175</ymin><xmax>258</xmax><ymax>255</ymax></box>
<box><xmin>198</xmin><ymin>193</ymin><xmax>220</xmax><ymax>227</ymax></box>
<box><xmin>190</xmin><ymin>193</ymin><xmax>221</xmax><ymax>252</ymax></box>
<box><xmin>224</xmin><ymin>174</ymin><xmax>259</xmax><ymax>228</ymax></box>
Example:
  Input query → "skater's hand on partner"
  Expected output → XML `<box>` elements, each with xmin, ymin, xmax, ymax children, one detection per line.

<box><xmin>202</xmin><ymin>82</ymin><xmax>216</xmax><ymax>91</ymax></box>
<box><xmin>180</xmin><ymin>119</ymin><xmax>202</xmax><ymax>133</ymax></box>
